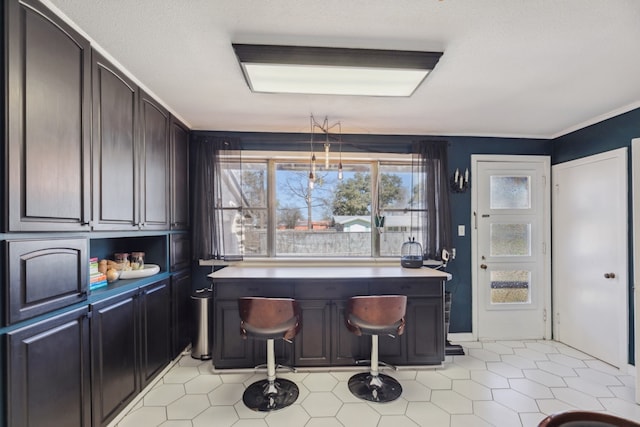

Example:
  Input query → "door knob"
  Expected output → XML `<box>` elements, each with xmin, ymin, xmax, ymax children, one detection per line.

<box><xmin>480</xmin><ymin>264</ymin><xmax>487</xmax><ymax>270</ymax></box>
<box><xmin>604</xmin><ymin>272</ymin><xmax>616</xmax><ymax>279</ymax></box>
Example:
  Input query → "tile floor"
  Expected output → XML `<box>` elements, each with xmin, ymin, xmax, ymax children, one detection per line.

<box><xmin>110</xmin><ymin>340</ymin><xmax>640</xmax><ymax>427</ymax></box>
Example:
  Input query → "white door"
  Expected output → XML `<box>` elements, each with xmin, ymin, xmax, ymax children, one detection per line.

<box><xmin>631</xmin><ymin>138</ymin><xmax>640</xmax><ymax>403</ymax></box>
<box><xmin>472</xmin><ymin>156</ymin><xmax>551</xmax><ymax>340</ymax></box>
<box><xmin>552</xmin><ymin>148</ymin><xmax>628</xmax><ymax>369</ymax></box>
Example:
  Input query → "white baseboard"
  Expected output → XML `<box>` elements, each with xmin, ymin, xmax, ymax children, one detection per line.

<box><xmin>448</xmin><ymin>332</ymin><xmax>474</xmax><ymax>342</ymax></box>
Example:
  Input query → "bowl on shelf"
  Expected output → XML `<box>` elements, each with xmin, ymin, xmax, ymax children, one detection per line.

<box><xmin>119</xmin><ymin>264</ymin><xmax>160</xmax><ymax>279</ymax></box>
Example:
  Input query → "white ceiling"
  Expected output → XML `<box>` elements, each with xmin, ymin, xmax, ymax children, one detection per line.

<box><xmin>45</xmin><ymin>0</ymin><xmax>640</xmax><ymax>139</ymax></box>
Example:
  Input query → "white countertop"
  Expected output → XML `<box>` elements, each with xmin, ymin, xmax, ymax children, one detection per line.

<box><xmin>208</xmin><ymin>264</ymin><xmax>451</xmax><ymax>280</ymax></box>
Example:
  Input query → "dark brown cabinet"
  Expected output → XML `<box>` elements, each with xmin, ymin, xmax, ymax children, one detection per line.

<box><xmin>6</xmin><ymin>0</ymin><xmax>91</xmax><ymax>231</ymax></box>
<box><xmin>213</xmin><ymin>282</ymin><xmax>295</xmax><ymax>369</ymax></box>
<box><xmin>295</xmin><ymin>299</ymin><xmax>368</xmax><ymax>367</ymax></box>
<box><xmin>139</xmin><ymin>279</ymin><xmax>172</xmax><ymax>386</ymax></box>
<box><xmin>5</xmin><ymin>238</ymin><xmax>88</xmax><ymax>325</ymax></box>
<box><xmin>139</xmin><ymin>91</ymin><xmax>171</xmax><ymax>230</ymax></box>
<box><xmin>332</xmin><ymin>300</ymin><xmax>369</xmax><ymax>364</ymax></box>
<box><xmin>7</xmin><ymin>307</ymin><xmax>91</xmax><ymax>427</ymax></box>
<box><xmin>90</xmin><ymin>290</ymin><xmax>139</xmax><ymax>427</ymax></box>
<box><xmin>170</xmin><ymin>233</ymin><xmax>191</xmax><ymax>272</ymax></box>
<box><xmin>171</xmin><ymin>117</ymin><xmax>190</xmax><ymax>230</ymax></box>
<box><xmin>294</xmin><ymin>280</ymin><xmax>367</xmax><ymax>367</ymax></box>
<box><xmin>90</xmin><ymin>279</ymin><xmax>171</xmax><ymax>427</ymax></box>
<box><xmin>294</xmin><ymin>299</ymin><xmax>332</xmax><ymax>366</ymax></box>
<box><xmin>91</xmin><ymin>53</ymin><xmax>175</xmax><ymax>231</ymax></box>
<box><xmin>214</xmin><ymin>299</ymin><xmax>254</xmax><ymax>368</ymax></box>
<box><xmin>373</xmin><ymin>280</ymin><xmax>445</xmax><ymax>365</ymax></box>
<box><xmin>171</xmin><ymin>271</ymin><xmax>192</xmax><ymax>355</ymax></box>
<box><xmin>212</xmin><ymin>274</ymin><xmax>446</xmax><ymax>369</ymax></box>
<box><xmin>91</xmin><ymin>50</ymin><xmax>140</xmax><ymax>231</ymax></box>
<box><xmin>405</xmin><ymin>298</ymin><xmax>444</xmax><ymax>364</ymax></box>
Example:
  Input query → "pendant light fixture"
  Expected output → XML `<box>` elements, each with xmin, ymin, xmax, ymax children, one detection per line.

<box><xmin>308</xmin><ymin>115</ymin><xmax>343</xmax><ymax>188</ymax></box>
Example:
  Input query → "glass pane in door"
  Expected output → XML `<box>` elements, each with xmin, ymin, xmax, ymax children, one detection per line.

<box><xmin>490</xmin><ymin>270</ymin><xmax>531</xmax><ymax>304</ymax></box>
<box><xmin>490</xmin><ymin>223</ymin><xmax>531</xmax><ymax>256</ymax></box>
<box><xmin>490</xmin><ymin>176</ymin><xmax>531</xmax><ymax>209</ymax></box>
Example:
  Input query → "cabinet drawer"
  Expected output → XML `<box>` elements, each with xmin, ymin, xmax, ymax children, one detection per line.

<box><xmin>214</xmin><ymin>282</ymin><xmax>294</xmax><ymax>299</ymax></box>
<box><xmin>369</xmin><ymin>279</ymin><xmax>443</xmax><ymax>297</ymax></box>
<box><xmin>295</xmin><ymin>280</ymin><xmax>368</xmax><ymax>299</ymax></box>
<box><xmin>6</xmin><ymin>238</ymin><xmax>88</xmax><ymax>325</ymax></box>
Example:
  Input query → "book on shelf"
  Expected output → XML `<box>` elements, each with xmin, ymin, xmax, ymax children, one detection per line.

<box><xmin>89</xmin><ymin>257</ymin><xmax>99</xmax><ymax>275</ymax></box>
<box><xmin>90</xmin><ymin>272</ymin><xmax>107</xmax><ymax>283</ymax></box>
<box><xmin>90</xmin><ymin>280</ymin><xmax>108</xmax><ymax>291</ymax></box>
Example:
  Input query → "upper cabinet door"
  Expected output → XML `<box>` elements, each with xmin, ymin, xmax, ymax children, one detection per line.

<box><xmin>6</xmin><ymin>0</ymin><xmax>91</xmax><ymax>231</ymax></box>
<box><xmin>91</xmin><ymin>50</ymin><xmax>140</xmax><ymax>230</ymax></box>
<box><xmin>139</xmin><ymin>91</ymin><xmax>170</xmax><ymax>230</ymax></box>
<box><xmin>170</xmin><ymin>117</ymin><xmax>190</xmax><ymax>230</ymax></box>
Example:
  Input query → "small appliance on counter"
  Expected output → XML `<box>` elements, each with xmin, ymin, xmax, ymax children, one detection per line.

<box><xmin>401</xmin><ymin>237</ymin><xmax>423</xmax><ymax>268</ymax></box>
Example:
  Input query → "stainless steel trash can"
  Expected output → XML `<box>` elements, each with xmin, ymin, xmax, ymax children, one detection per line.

<box><xmin>191</xmin><ymin>288</ymin><xmax>213</xmax><ymax>360</ymax></box>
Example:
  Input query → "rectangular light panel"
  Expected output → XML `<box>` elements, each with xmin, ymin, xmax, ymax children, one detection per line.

<box><xmin>233</xmin><ymin>44</ymin><xmax>443</xmax><ymax>98</ymax></box>
<box><xmin>242</xmin><ymin>63</ymin><xmax>430</xmax><ymax>97</ymax></box>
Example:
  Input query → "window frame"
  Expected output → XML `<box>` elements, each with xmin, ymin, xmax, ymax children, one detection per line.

<box><xmin>225</xmin><ymin>150</ymin><xmax>424</xmax><ymax>259</ymax></box>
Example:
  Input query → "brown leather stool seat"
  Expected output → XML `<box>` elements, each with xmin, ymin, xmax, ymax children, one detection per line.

<box><xmin>537</xmin><ymin>410</ymin><xmax>640</xmax><ymax>427</ymax></box>
<box><xmin>238</xmin><ymin>297</ymin><xmax>301</xmax><ymax>411</ymax></box>
<box><xmin>345</xmin><ymin>295</ymin><xmax>407</xmax><ymax>403</ymax></box>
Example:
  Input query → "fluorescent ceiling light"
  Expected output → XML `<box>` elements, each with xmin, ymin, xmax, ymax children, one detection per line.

<box><xmin>232</xmin><ymin>44</ymin><xmax>442</xmax><ymax>97</ymax></box>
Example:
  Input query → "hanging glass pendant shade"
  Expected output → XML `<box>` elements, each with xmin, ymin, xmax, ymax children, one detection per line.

<box><xmin>401</xmin><ymin>237</ymin><xmax>423</xmax><ymax>268</ymax></box>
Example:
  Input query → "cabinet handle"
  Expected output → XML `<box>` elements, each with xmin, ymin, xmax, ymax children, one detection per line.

<box><xmin>604</xmin><ymin>272</ymin><xmax>616</xmax><ymax>279</ymax></box>
<box><xmin>480</xmin><ymin>264</ymin><xmax>488</xmax><ymax>270</ymax></box>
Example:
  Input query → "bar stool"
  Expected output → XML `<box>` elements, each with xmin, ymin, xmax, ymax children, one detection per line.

<box><xmin>537</xmin><ymin>410</ymin><xmax>640</xmax><ymax>427</ymax></box>
<box><xmin>238</xmin><ymin>297</ymin><xmax>301</xmax><ymax>411</ymax></box>
<box><xmin>345</xmin><ymin>295</ymin><xmax>407</xmax><ymax>403</ymax></box>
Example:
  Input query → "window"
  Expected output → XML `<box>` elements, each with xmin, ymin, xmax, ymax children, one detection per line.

<box><xmin>219</xmin><ymin>152</ymin><xmax>425</xmax><ymax>258</ymax></box>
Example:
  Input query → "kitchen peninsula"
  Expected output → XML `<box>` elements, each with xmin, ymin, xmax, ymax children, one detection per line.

<box><xmin>208</xmin><ymin>264</ymin><xmax>451</xmax><ymax>369</ymax></box>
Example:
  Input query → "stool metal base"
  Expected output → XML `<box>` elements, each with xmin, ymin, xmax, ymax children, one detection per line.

<box><xmin>348</xmin><ymin>372</ymin><xmax>403</xmax><ymax>403</ymax></box>
<box><xmin>242</xmin><ymin>378</ymin><xmax>299</xmax><ymax>411</ymax></box>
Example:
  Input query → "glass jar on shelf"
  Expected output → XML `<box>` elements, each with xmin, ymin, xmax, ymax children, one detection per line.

<box><xmin>130</xmin><ymin>252</ymin><xmax>145</xmax><ymax>270</ymax></box>
<box><xmin>114</xmin><ymin>252</ymin><xmax>129</xmax><ymax>270</ymax></box>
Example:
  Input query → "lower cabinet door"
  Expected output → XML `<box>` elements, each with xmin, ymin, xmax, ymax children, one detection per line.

<box><xmin>7</xmin><ymin>307</ymin><xmax>91</xmax><ymax>427</ymax></box>
<box><xmin>405</xmin><ymin>298</ymin><xmax>445</xmax><ymax>364</ymax></box>
<box><xmin>332</xmin><ymin>300</ymin><xmax>369</xmax><ymax>365</ymax></box>
<box><xmin>213</xmin><ymin>300</ymin><xmax>254</xmax><ymax>368</ymax></box>
<box><xmin>90</xmin><ymin>289</ymin><xmax>139</xmax><ymax>427</ymax></box>
<box><xmin>294</xmin><ymin>299</ymin><xmax>331</xmax><ymax>366</ymax></box>
<box><xmin>139</xmin><ymin>279</ymin><xmax>171</xmax><ymax>387</ymax></box>
<box><xmin>171</xmin><ymin>271</ymin><xmax>192</xmax><ymax>356</ymax></box>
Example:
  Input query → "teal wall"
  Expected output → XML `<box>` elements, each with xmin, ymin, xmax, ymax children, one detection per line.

<box><xmin>190</xmin><ymin>131</ymin><xmax>552</xmax><ymax>335</ymax></box>
<box><xmin>194</xmin><ymin>107</ymin><xmax>640</xmax><ymax>363</ymax></box>
<box><xmin>444</xmin><ymin>137</ymin><xmax>551</xmax><ymax>333</ymax></box>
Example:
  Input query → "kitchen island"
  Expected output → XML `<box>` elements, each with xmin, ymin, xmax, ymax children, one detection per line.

<box><xmin>208</xmin><ymin>264</ymin><xmax>451</xmax><ymax>369</ymax></box>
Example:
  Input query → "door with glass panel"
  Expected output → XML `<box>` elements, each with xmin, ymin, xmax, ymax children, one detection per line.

<box><xmin>472</xmin><ymin>156</ymin><xmax>550</xmax><ymax>340</ymax></box>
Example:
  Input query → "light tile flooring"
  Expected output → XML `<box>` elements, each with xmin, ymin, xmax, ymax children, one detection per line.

<box><xmin>110</xmin><ymin>340</ymin><xmax>640</xmax><ymax>427</ymax></box>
